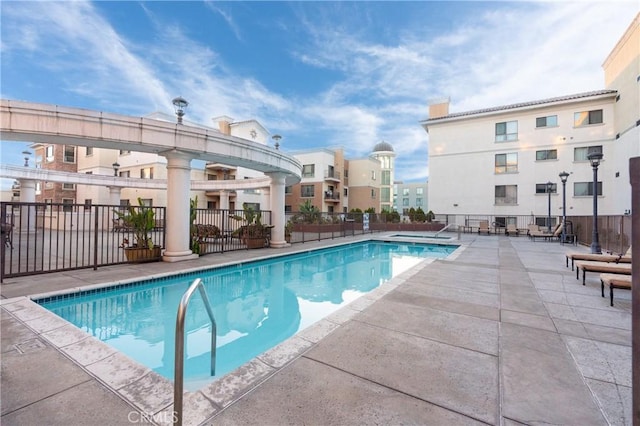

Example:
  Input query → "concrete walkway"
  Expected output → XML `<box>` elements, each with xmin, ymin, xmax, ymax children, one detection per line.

<box><xmin>1</xmin><ymin>233</ymin><xmax>632</xmax><ymax>425</ymax></box>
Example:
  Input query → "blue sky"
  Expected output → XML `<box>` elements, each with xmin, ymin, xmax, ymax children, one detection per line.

<box><xmin>1</xmin><ymin>1</ymin><xmax>638</xmax><ymax>190</ymax></box>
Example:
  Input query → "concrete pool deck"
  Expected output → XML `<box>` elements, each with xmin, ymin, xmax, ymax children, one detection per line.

<box><xmin>0</xmin><ymin>232</ymin><xmax>632</xmax><ymax>425</ymax></box>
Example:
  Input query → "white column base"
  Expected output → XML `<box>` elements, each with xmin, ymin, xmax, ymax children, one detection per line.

<box><xmin>162</xmin><ymin>251</ymin><xmax>199</xmax><ymax>262</ymax></box>
<box><xmin>270</xmin><ymin>240</ymin><xmax>290</xmax><ymax>248</ymax></box>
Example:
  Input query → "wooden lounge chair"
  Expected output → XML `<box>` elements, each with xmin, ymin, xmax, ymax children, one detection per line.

<box><xmin>574</xmin><ymin>260</ymin><xmax>632</xmax><ymax>285</ymax></box>
<box><xmin>478</xmin><ymin>220</ymin><xmax>491</xmax><ymax>235</ymax></box>
<box><xmin>600</xmin><ymin>273</ymin><xmax>632</xmax><ymax>306</ymax></box>
<box><xmin>505</xmin><ymin>224</ymin><xmax>519</xmax><ymax>236</ymax></box>
<box><xmin>526</xmin><ymin>224</ymin><xmax>540</xmax><ymax>239</ymax></box>
<box><xmin>530</xmin><ymin>223</ymin><xmax>562</xmax><ymax>241</ymax></box>
<box><xmin>566</xmin><ymin>246</ymin><xmax>632</xmax><ymax>270</ymax></box>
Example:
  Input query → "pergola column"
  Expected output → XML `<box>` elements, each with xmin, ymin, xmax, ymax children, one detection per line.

<box><xmin>266</xmin><ymin>172</ymin><xmax>287</xmax><ymax>248</ymax></box>
<box><xmin>107</xmin><ymin>186</ymin><xmax>121</xmax><ymax>206</ymax></box>
<box><xmin>161</xmin><ymin>150</ymin><xmax>198</xmax><ymax>262</ymax></box>
<box><xmin>18</xmin><ymin>179</ymin><xmax>36</xmax><ymax>232</ymax></box>
<box><xmin>219</xmin><ymin>190</ymin><xmax>229</xmax><ymax>210</ymax></box>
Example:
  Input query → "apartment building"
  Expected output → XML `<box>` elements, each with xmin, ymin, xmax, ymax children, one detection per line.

<box><xmin>421</xmin><ymin>13</ymin><xmax>639</xmax><ymax>224</ymax></box>
<box><xmin>394</xmin><ymin>181</ymin><xmax>429</xmax><ymax>215</ymax></box>
<box><xmin>285</xmin><ymin>148</ymin><xmax>347</xmax><ymax>214</ymax></box>
<box><xmin>284</xmin><ymin>146</ymin><xmax>386</xmax><ymax>214</ymax></box>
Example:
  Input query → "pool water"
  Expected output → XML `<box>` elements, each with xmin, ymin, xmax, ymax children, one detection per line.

<box><xmin>390</xmin><ymin>233</ymin><xmax>452</xmax><ymax>240</ymax></box>
<box><xmin>38</xmin><ymin>241</ymin><xmax>457</xmax><ymax>385</ymax></box>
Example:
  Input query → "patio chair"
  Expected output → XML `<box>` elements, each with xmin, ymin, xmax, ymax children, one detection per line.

<box><xmin>600</xmin><ymin>273</ymin><xmax>632</xmax><ymax>306</ymax></box>
<box><xmin>530</xmin><ymin>223</ymin><xmax>562</xmax><ymax>241</ymax></box>
<box><xmin>574</xmin><ymin>260</ymin><xmax>631</xmax><ymax>285</ymax></box>
<box><xmin>566</xmin><ymin>246</ymin><xmax>632</xmax><ymax>270</ymax></box>
<box><xmin>505</xmin><ymin>224</ymin><xmax>519</xmax><ymax>236</ymax></box>
<box><xmin>1</xmin><ymin>222</ymin><xmax>13</xmax><ymax>249</ymax></box>
<box><xmin>526</xmin><ymin>224</ymin><xmax>540</xmax><ymax>239</ymax></box>
<box><xmin>478</xmin><ymin>220</ymin><xmax>491</xmax><ymax>235</ymax></box>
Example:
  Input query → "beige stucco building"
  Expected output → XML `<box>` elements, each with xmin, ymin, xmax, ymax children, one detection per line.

<box><xmin>421</xmin><ymin>13</ymin><xmax>639</xmax><ymax>224</ymax></box>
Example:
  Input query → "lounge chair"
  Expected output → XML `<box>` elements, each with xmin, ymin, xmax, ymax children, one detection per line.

<box><xmin>566</xmin><ymin>246</ymin><xmax>632</xmax><ymax>271</ymax></box>
<box><xmin>574</xmin><ymin>260</ymin><xmax>632</xmax><ymax>285</ymax></box>
<box><xmin>526</xmin><ymin>224</ymin><xmax>540</xmax><ymax>238</ymax></box>
<box><xmin>530</xmin><ymin>223</ymin><xmax>562</xmax><ymax>241</ymax></box>
<box><xmin>478</xmin><ymin>220</ymin><xmax>491</xmax><ymax>235</ymax></box>
<box><xmin>600</xmin><ymin>273</ymin><xmax>632</xmax><ymax>306</ymax></box>
<box><xmin>505</xmin><ymin>224</ymin><xmax>519</xmax><ymax>236</ymax></box>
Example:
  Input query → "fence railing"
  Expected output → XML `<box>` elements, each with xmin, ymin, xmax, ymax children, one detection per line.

<box><xmin>434</xmin><ymin>213</ymin><xmax>631</xmax><ymax>254</ymax></box>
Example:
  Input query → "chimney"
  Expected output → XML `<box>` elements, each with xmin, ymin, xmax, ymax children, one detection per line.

<box><xmin>212</xmin><ymin>116</ymin><xmax>234</xmax><ymax>135</ymax></box>
<box><xmin>428</xmin><ymin>97</ymin><xmax>450</xmax><ymax>119</ymax></box>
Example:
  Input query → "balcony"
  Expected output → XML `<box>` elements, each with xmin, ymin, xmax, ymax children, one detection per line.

<box><xmin>324</xmin><ymin>170</ymin><xmax>341</xmax><ymax>182</ymax></box>
<box><xmin>324</xmin><ymin>191</ymin><xmax>340</xmax><ymax>202</ymax></box>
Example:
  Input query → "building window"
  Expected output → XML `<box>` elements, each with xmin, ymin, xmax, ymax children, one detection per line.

<box><xmin>536</xmin><ymin>115</ymin><xmax>557</xmax><ymax>128</ymax></box>
<box><xmin>45</xmin><ymin>182</ymin><xmax>54</xmax><ymax>189</ymax></box>
<box><xmin>301</xmin><ymin>185</ymin><xmax>314</xmax><ymax>197</ymax></box>
<box><xmin>495</xmin><ymin>153</ymin><xmax>518</xmax><ymax>174</ymax></box>
<box><xmin>535</xmin><ymin>183</ymin><xmax>557</xmax><ymax>194</ymax></box>
<box><xmin>403</xmin><ymin>198</ymin><xmax>409</xmax><ymax>206</ymax></box>
<box><xmin>495</xmin><ymin>121</ymin><xmax>518</xmax><ymax>142</ymax></box>
<box><xmin>85</xmin><ymin>147</ymin><xmax>93</xmax><ymax>156</ymax></box>
<box><xmin>574</xmin><ymin>109</ymin><xmax>603</xmax><ymax>127</ymax></box>
<box><xmin>574</xmin><ymin>181</ymin><xmax>602</xmax><ymax>196</ymax></box>
<box><xmin>63</xmin><ymin>145</ymin><xmax>76</xmax><ymax>163</ymax></box>
<box><xmin>574</xmin><ymin>146</ymin><xmax>602</xmax><ymax>162</ymax></box>
<box><xmin>84</xmin><ymin>199</ymin><xmax>92</xmax><ymax>208</ymax></box>
<box><xmin>119</xmin><ymin>150</ymin><xmax>131</xmax><ymax>155</ymax></box>
<box><xmin>45</xmin><ymin>145</ymin><xmax>54</xmax><ymax>162</ymax></box>
<box><xmin>302</xmin><ymin>164</ymin><xmax>315</xmax><ymax>178</ymax></box>
<box><xmin>119</xmin><ymin>170</ymin><xmax>130</xmax><ymax>178</ymax></box>
<box><xmin>62</xmin><ymin>183</ymin><xmax>76</xmax><ymax>190</ymax></box>
<box><xmin>140</xmin><ymin>167</ymin><xmax>154</xmax><ymax>179</ymax></box>
<box><xmin>381</xmin><ymin>187</ymin><xmax>390</xmax><ymax>203</ymax></box>
<box><xmin>139</xmin><ymin>198</ymin><xmax>153</xmax><ymax>206</ymax></box>
<box><xmin>207</xmin><ymin>201</ymin><xmax>217</xmax><ymax>209</ymax></box>
<box><xmin>285</xmin><ymin>186</ymin><xmax>292</xmax><ymax>194</ymax></box>
<box><xmin>495</xmin><ymin>216</ymin><xmax>517</xmax><ymax>227</ymax></box>
<box><xmin>402</xmin><ymin>188</ymin><xmax>410</xmax><ymax>196</ymax></box>
<box><xmin>62</xmin><ymin>199</ymin><xmax>74</xmax><ymax>212</ymax></box>
<box><xmin>535</xmin><ymin>217</ymin><xmax>557</xmax><ymax>228</ymax></box>
<box><xmin>416</xmin><ymin>198</ymin><xmax>423</xmax><ymax>206</ymax></box>
<box><xmin>343</xmin><ymin>188</ymin><xmax>348</xmax><ymax>197</ymax></box>
<box><xmin>416</xmin><ymin>188</ymin><xmax>424</xmax><ymax>195</ymax></box>
<box><xmin>285</xmin><ymin>205</ymin><xmax>292</xmax><ymax>213</ymax></box>
<box><xmin>371</xmin><ymin>171</ymin><xmax>376</xmax><ymax>181</ymax></box>
<box><xmin>536</xmin><ymin>149</ymin><xmax>557</xmax><ymax>161</ymax></box>
<box><xmin>207</xmin><ymin>174</ymin><xmax>217</xmax><ymax>180</ymax></box>
<box><xmin>495</xmin><ymin>185</ymin><xmax>517</xmax><ymax>205</ymax></box>
<box><xmin>381</xmin><ymin>170</ymin><xmax>391</xmax><ymax>185</ymax></box>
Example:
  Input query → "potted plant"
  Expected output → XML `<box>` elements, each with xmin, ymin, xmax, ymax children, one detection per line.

<box><xmin>116</xmin><ymin>197</ymin><xmax>162</xmax><ymax>262</ymax></box>
<box><xmin>232</xmin><ymin>203</ymin><xmax>270</xmax><ymax>249</ymax></box>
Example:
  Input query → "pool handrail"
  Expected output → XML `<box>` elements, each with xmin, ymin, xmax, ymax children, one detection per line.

<box><xmin>174</xmin><ymin>278</ymin><xmax>217</xmax><ymax>426</ymax></box>
<box><xmin>434</xmin><ymin>223</ymin><xmax>454</xmax><ymax>236</ymax></box>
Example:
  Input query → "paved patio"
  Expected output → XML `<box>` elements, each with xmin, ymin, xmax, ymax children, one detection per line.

<box><xmin>0</xmin><ymin>232</ymin><xmax>632</xmax><ymax>425</ymax></box>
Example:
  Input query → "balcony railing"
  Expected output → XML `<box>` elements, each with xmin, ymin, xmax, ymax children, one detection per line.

<box><xmin>325</xmin><ymin>170</ymin><xmax>341</xmax><ymax>180</ymax></box>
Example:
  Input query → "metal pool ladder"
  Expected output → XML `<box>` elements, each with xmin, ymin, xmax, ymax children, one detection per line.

<box><xmin>174</xmin><ymin>278</ymin><xmax>217</xmax><ymax>426</ymax></box>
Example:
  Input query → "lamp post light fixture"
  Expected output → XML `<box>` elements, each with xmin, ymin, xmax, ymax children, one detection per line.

<box><xmin>112</xmin><ymin>162</ymin><xmax>120</xmax><ymax>177</ymax></box>
<box><xmin>22</xmin><ymin>150</ymin><xmax>31</xmax><ymax>167</ymax></box>
<box><xmin>587</xmin><ymin>151</ymin><xmax>603</xmax><ymax>254</ymax></box>
<box><xmin>172</xmin><ymin>97</ymin><xmax>189</xmax><ymax>124</ymax></box>
<box><xmin>559</xmin><ymin>171</ymin><xmax>569</xmax><ymax>244</ymax></box>
<box><xmin>546</xmin><ymin>181</ymin><xmax>553</xmax><ymax>233</ymax></box>
<box><xmin>272</xmin><ymin>134</ymin><xmax>282</xmax><ymax>150</ymax></box>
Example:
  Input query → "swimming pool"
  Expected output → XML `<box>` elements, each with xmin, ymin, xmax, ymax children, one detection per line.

<box><xmin>37</xmin><ymin>241</ymin><xmax>458</xmax><ymax>387</ymax></box>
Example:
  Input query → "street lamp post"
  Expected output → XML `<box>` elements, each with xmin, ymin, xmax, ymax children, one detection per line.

<box><xmin>172</xmin><ymin>97</ymin><xmax>189</xmax><ymax>124</ymax></box>
<box><xmin>112</xmin><ymin>162</ymin><xmax>120</xmax><ymax>177</ymax></box>
<box><xmin>559</xmin><ymin>171</ymin><xmax>569</xmax><ymax>244</ymax></box>
<box><xmin>587</xmin><ymin>152</ymin><xmax>603</xmax><ymax>253</ymax></box>
<box><xmin>272</xmin><ymin>134</ymin><xmax>282</xmax><ymax>150</ymax></box>
<box><xmin>546</xmin><ymin>181</ymin><xmax>553</xmax><ymax>233</ymax></box>
<box><xmin>22</xmin><ymin>150</ymin><xmax>31</xmax><ymax>167</ymax></box>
